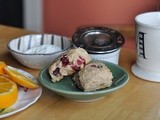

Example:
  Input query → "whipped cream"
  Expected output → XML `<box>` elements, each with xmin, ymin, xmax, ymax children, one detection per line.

<box><xmin>24</xmin><ymin>44</ymin><xmax>61</xmax><ymax>54</ymax></box>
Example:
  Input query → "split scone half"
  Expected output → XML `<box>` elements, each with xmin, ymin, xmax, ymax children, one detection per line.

<box><xmin>49</xmin><ymin>48</ymin><xmax>91</xmax><ymax>82</ymax></box>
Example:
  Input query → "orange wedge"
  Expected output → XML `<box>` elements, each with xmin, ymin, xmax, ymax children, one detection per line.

<box><xmin>0</xmin><ymin>75</ymin><xmax>18</xmax><ymax>109</ymax></box>
<box><xmin>0</xmin><ymin>61</ymin><xmax>7</xmax><ymax>75</ymax></box>
<box><xmin>4</xmin><ymin>67</ymin><xmax>39</xmax><ymax>89</ymax></box>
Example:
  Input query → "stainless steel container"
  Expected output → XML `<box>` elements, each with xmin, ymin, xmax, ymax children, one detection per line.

<box><xmin>72</xmin><ymin>27</ymin><xmax>125</xmax><ymax>64</ymax></box>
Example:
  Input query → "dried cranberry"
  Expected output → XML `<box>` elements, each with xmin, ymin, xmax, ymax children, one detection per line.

<box><xmin>90</xmin><ymin>64</ymin><xmax>97</xmax><ymax>67</ymax></box>
<box><xmin>77</xmin><ymin>59</ymin><xmax>84</xmax><ymax>65</ymax></box>
<box><xmin>90</xmin><ymin>64</ymin><xmax>102</xmax><ymax>68</ymax></box>
<box><xmin>60</xmin><ymin>55</ymin><xmax>69</xmax><ymax>66</ymax></box>
<box><xmin>97</xmin><ymin>65</ymin><xmax>103</xmax><ymax>68</ymax></box>
<box><xmin>77</xmin><ymin>56</ymin><xmax>86</xmax><ymax>65</ymax></box>
<box><xmin>79</xmin><ymin>56</ymin><xmax>85</xmax><ymax>62</ymax></box>
<box><xmin>72</xmin><ymin>65</ymin><xmax>80</xmax><ymax>71</ymax></box>
<box><xmin>53</xmin><ymin>67</ymin><xmax>60</xmax><ymax>76</ymax></box>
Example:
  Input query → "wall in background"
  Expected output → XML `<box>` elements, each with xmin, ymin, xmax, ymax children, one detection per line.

<box><xmin>43</xmin><ymin>0</ymin><xmax>157</xmax><ymax>37</ymax></box>
<box><xmin>23</xmin><ymin>0</ymin><xmax>43</xmax><ymax>32</ymax></box>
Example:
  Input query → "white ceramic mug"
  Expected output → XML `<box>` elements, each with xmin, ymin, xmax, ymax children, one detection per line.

<box><xmin>131</xmin><ymin>11</ymin><xmax>160</xmax><ymax>82</ymax></box>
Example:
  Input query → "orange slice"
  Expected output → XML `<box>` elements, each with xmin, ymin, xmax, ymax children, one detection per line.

<box><xmin>0</xmin><ymin>75</ymin><xmax>18</xmax><ymax>109</ymax></box>
<box><xmin>0</xmin><ymin>61</ymin><xmax>7</xmax><ymax>75</ymax></box>
<box><xmin>4</xmin><ymin>67</ymin><xmax>39</xmax><ymax>89</ymax></box>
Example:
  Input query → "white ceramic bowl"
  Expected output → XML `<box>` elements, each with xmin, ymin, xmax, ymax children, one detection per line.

<box><xmin>8</xmin><ymin>34</ymin><xmax>72</xmax><ymax>69</ymax></box>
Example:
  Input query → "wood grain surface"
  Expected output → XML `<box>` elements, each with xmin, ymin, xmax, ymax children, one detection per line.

<box><xmin>1</xmin><ymin>25</ymin><xmax>160</xmax><ymax>120</ymax></box>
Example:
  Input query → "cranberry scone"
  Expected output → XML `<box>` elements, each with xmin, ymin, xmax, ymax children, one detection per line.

<box><xmin>74</xmin><ymin>61</ymin><xmax>113</xmax><ymax>91</ymax></box>
<box><xmin>49</xmin><ymin>48</ymin><xmax>91</xmax><ymax>82</ymax></box>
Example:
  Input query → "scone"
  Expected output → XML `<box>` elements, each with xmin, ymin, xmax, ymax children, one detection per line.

<box><xmin>74</xmin><ymin>61</ymin><xmax>113</xmax><ymax>92</ymax></box>
<box><xmin>49</xmin><ymin>48</ymin><xmax>91</xmax><ymax>82</ymax></box>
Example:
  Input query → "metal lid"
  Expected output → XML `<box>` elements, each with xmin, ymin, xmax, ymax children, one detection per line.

<box><xmin>72</xmin><ymin>27</ymin><xmax>125</xmax><ymax>54</ymax></box>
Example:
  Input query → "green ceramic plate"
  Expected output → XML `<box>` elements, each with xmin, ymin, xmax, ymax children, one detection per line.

<box><xmin>39</xmin><ymin>61</ymin><xmax>129</xmax><ymax>102</ymax></box>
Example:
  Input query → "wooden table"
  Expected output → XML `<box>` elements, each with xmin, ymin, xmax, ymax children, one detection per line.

<box><xmin>1</xmin><ymin>25</ymin><xmax>160</xmax><ymax>120</ymax></box>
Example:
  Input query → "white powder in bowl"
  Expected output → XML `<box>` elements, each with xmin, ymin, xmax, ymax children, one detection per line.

<box><xmin>24</xmin><ymin>44</ymin><xmax>61</xmax><ymax>54</ymax></box>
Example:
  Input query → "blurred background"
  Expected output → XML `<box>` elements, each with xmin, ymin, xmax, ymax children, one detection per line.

<box><xmin>0</xmin><ymin>0</ymin><xmax>158</xmax><ymax>37</ymax></box>
<box><xmin>0</xmin><ymin>0</ymin><xmax>23</xmax><ymax>28</ymax></box>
